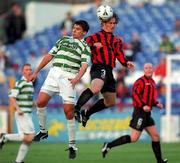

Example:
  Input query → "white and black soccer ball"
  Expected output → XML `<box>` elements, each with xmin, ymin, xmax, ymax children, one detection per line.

<box><xmin>97</xmin><ymin>5</ymin><xmax>113</xmax><ymax>21</ymax></box>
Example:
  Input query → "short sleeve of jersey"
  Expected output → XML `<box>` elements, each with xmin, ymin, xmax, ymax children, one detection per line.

<box><xmin>9</xmin><ymin>81</ymin><xmax>22</xmax><ymax>98</ymax></box>
<box><xmin>49</xmin><ymin>38</ymin><xmax>62</xmax><ymax>56</ymax></box>
<box><xmin>81</xmin><ymin>41</ymin><xmax>91</xmax><ymax>65</ymax></box>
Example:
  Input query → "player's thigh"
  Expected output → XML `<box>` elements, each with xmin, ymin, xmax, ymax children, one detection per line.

<box><xmin>101</xmin><ymin>67</ymin><xmax>116</xmax><ymax>94</ymax></box>
<box><xmin>15</xmin><ymin>112</ymin><xmax>35</xmax><ymax>134</ymax></box>
<box><xmin>58</xmin><ymin>76</ymin><xmax>76</xmax><ymax>104</ymax></box>
<box><xmin>24</xmin><ymin>133</ymin><xmax>34</xmax><ymax>143</ymax></box>
<box><xmin>129</xmin><ymin>109</ymin><xmax>146</xmax><ymax>131</ymax></box>
<box><xmin>90</xmin><ymin>78</ymin><xmax>104</xmax><ymax>94</ymax></box>
<box><xmin>90</xmin><ymin>64</ymin><xmax>106</xmax><ymax>94</ymax></box>
<box><xmin>102</xmin><ymin>92</ymin><xmax>116</xmax><ymax>107</ymax></box>
<box><xmin>130</xmin><ymin>128</ymin><xmax>142</xmax><ymax>142</ymax></box>
<box><xmin>36</xmin><ymin>91</ymin><xmax>52</xmax><ymax>107</ymax></box>
<box><xmin>40</xmin><ymin>68</ymin><xmax>59</xmax><ymax>99</ymax></box>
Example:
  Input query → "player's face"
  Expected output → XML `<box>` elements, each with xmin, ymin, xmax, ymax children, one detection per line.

<box><xmin>144</xmin><ymin>63</ymin><xmax>154</xmax><ymax>78</ymax></box>
<box><xmin>102</xmin><ymin>17</ymin><xmax>117</xmax><ymax>33</ymax></box>
<box><xmin>72</xmin><ymin>24</ymin><xmax>86</xmax><ymax>39</ymax></box>
<box><xmin>22</xmin><ymin>65</ymin><xmax>32</xmax><ymax>79</ymax></box>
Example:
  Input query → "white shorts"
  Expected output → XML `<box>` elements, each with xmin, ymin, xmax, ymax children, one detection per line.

<box><xmin>41</xmin><ymin>67</ymin><xmax>76</xmax><ymax>104</ymax></box>
<box><xmin>15</xmin><ymin>112</ymin><xmax>35</xmax><ymax>134</ymax></box>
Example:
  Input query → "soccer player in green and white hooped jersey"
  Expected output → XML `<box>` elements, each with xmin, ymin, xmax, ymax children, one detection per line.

<box><xmin>0</xmin><ymin>63</ymin><xmax>35</xmax><ymax>163</ymax></box>
<box><xmin>29</xmin><ymin>20</ymin><xmax>90</xmax><ymax>159</ymax></box>
<box><xmin>51</xmin><ymin>36</ymin><xmax>89</xmax><ymax>74</ymax></box>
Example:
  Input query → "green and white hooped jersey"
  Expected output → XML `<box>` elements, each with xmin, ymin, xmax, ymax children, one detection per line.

<box><xmin>49</xmin><ymin>36</ymin><xmax>91</xmax><ymax>74</ymax></box>
<box><xmin>9</xmin><ymin>76</ymin><xmax>34</xmax><ymax>113</ymax></box>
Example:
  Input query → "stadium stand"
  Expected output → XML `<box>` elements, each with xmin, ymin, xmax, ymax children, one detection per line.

<box><xmin>4</xmin><ymin>1</ymin><xmax>180</xmax><ymax>113</ymax></box>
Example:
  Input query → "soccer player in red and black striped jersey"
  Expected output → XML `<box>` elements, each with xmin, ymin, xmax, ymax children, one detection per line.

<box><xmin>101</xmin><ymin>63</ymin><xmax>167</xmax><ymax>163</ymax></box>
<box><xmin>74</xmin><ymin>12</ymin><xmax>134</xmax><ymax>126</ymax></box>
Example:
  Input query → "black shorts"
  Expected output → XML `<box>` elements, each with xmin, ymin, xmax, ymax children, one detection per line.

<box><xmin>129</xmin><ymin>108</ymin><xmax>155</xmax><ymax>131</ymax></box>
<box><xmin>90</xmin><ymin>64</ymin><xmax>116</xmax><ymax>93</ymax></box>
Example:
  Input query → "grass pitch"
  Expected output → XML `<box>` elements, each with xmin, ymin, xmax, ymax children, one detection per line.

<box><xmin>0</xmin><ymin>142</ymin><xmax>179</xmax><ymax>163</ymax></box>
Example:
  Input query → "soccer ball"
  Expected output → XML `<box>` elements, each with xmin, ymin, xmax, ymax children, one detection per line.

<box><xmin>97</xmin><ymin>5</ymin><xmax>113</xmax><ymax>21</ymax></box>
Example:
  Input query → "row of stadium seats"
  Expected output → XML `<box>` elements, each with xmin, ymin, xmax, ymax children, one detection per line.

<box><xmin>6</xmin><ymin>2</ymin><xmax>179</xmax><ymax>67</ymax></box>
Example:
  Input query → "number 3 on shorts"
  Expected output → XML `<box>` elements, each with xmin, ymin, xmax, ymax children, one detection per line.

<box><xmin>101</xmin><ymin>69</ymin><xmax>106</xmax><ymax>79</ymax></box>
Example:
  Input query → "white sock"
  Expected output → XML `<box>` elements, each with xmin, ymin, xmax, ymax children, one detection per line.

<box><xmin>16</xmin><ymin>143</ymin><xmax>29</xmax><ymax>162</ymax></box>
<box><xmin>37</xmin><ymin>107</ymin><xmax>47</xmax><ymax>133</ymax></box>
<box><xmin>5</xmin><ymin>133</ymin><xmax>24</xmax><ymax>141</ymax></box>
<box><xmin>67</xmin><ymin>118</ymin><xmax>76</xmax><ymax>147</ymax></box>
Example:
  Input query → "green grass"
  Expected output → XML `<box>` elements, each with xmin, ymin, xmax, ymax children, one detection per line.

<box><xmin>0</xmin><ymin>142</ymin><xmax>179</xmax><ymax>163</ymax></box>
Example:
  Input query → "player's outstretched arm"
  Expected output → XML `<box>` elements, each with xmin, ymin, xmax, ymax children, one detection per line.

<box><xmin>29</xmin><ymin>54</ymin><xmax>53</xmax><ymax>81</ymax></box>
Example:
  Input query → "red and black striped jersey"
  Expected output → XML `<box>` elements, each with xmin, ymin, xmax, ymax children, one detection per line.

<box><xmin>85</xmin><ymin>30</ymin><xmax>127</xmax><ymax>68</ymax></box>
<box><xmin>132</xmin><ymin>75</ymin><xmax>158</xmax><ymax>109</ymax></box>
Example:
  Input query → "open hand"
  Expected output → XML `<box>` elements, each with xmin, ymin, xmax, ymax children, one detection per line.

<box><xmin>68</xmin><ymin>77</ymin><xmax>80</xmax><ymax>88</ymax></box>
<box><xmin>157</xmin><ymin>102</ymin><xmax>163</xmax><ymax>109</ymax></box>
<box><xmin>127</xmin><ymin>61</ymin><xmax>135</xmax><ymax>69</ymax></box>
<box><xmin>28</xmin><ymin>72</ymin><xmax>38</xmax><ymax>82</ymax></box>
<box><xmin>94</xmin><ymin>42</ymin><xmax>102</xmax><ymax>48</ymax></box>
<box><xmin>17</xmin><ymin>109</ymin><xmax>24</xmax><ymax>115</ymax></box>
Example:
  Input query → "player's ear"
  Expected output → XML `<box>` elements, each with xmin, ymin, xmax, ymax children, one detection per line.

<box><xmin>82</xmin><ymin>31</ymin><xmax>86</xmax><ymax>35</ymax></box>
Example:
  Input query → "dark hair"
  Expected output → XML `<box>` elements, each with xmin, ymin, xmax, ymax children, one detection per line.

<box><xmin>11</xmin><ymin>2</ymin><xmax>21</xmax><ymax>8</ymax></box>
<box><xmin>22</xmin><ymin>63</ymin><xmax>31</xmax><ymax>70</ymax></box>
<box><xmin>101</xmin><ymin>12</ymin><xmax>119</xmax><ymax>24</ymax></box>
<box><xmin>74</xmin><ymin>20</ymin><xmax>89</xmax><ymax>32</ymax></box>
<box><xmin>112</xmin><ymin>12</ymin><xmax>119</xmax><ymax>23</ymax></box>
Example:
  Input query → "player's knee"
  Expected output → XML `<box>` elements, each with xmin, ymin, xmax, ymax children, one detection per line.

<box><xmin>23</xmin><ymin>134</ymin><xmax>34</xmax><ymax>144</ymax></box>
<box><xmin>63</xmin><ymin>104</ymin><xmax>74</xmax><ymax>119</ymax></box>
<box><xmin>90</xmin><ymin>87</ymin><xmax>101</xmax><ymax>94</ymax></box>
<box><xmin>64</xmin><ymin>110</ymin><xmax>73</xmax><ymax>120</ymax></box>
<box><xmin>108</xmin><ymin>101</ymin><xmax>115</xmax><ymax>107</ymax></box>
<box><xmin>130</xmin><ymin>135</ymin><xmax>139</xmax><ymax>142</ymax></box>
<box><xmin>91</xmin><ymin>89</ymin><xmax>100</xmax><ymax>94</ymax></box>
<box><xmin>36</xmin><ymin>99</ymin><xmax>46</xmax><ymax>108</ymax></box>
<box><xmin>152</xmin><ymin>133</ymin><xmax>160</xmax><ymax>141</ymax></box>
